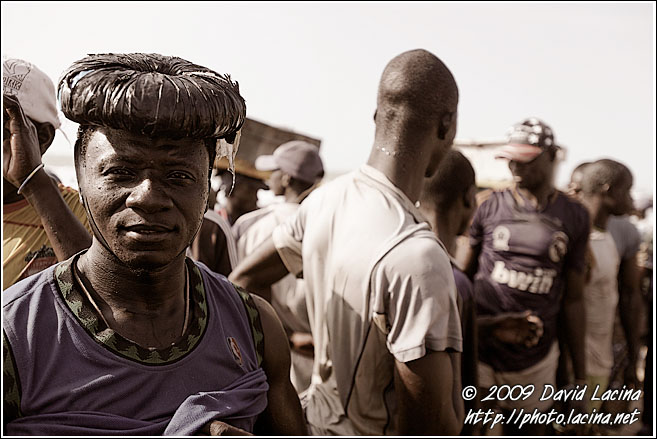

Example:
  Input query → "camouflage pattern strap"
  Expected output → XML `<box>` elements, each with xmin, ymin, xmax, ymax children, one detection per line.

<box><xmin>231</xmin><ymin>283</ymin><xmax>265</xmax><ymax>368</ymax></box>
<box><xmin>3</xmin><ymin>330</ymin><xmax>22</xmax><ymax>421</ymax></box>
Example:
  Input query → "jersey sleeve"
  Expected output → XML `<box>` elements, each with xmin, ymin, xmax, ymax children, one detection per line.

<box><xmin>271</xmin><ymin>201</ymin><xmax>307</xmax><ymax>276</ymax></box>
<box><xmin>372</xmin><ymin>235</ymin><xmax>463</xmax><ymax>363</ymax></box>
<box><xmin>469</xmin><ymin>193</ymin><xmax>492</xmax><ymax>247</ymax></box>
<box><xmin>623</xmin><ymin>221</ymin><xmax>642</xmax><ymax>261</ymax></box>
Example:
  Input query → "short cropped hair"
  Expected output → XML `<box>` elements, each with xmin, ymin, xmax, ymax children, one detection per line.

<box><xmin>422</xmin><ymin>149</ymin><xmax>475</xmax><ymax>208</ymax></box>
<box><xmin>580</xmin><ymin>158</ymin><xmax>632</xmax><ymax>195</ymax></box>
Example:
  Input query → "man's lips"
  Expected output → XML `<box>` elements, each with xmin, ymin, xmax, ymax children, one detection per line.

<box><xmin>124</xmin><ymin>224</ymin><xmax>173</xmax><ymax>233</ymax></box>
<box><xmin>121</xmin><ymin>224</ymin><xmax>176</xmax><ymax>236</ymax></box>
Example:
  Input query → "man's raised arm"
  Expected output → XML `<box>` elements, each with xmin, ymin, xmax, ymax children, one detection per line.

<box><xmin>229</xmin><ymin>237</ymin><xmax>289</xmax><ymax>303</ymax></box>
<box><xmin>4</xmin><ymin>95</ymin><xmax>91</xmax><ymax>261</ymax></box>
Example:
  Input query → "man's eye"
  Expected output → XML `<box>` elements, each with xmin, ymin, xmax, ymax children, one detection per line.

<box><xmin>106</xmin><ymin>167</ymin><xmax>134</xmax><ymax>176</ymax></box>
<box><xmin>168</xmin><ymin>171</ymin><xmax>194</xmax><ymax>181</ymax></box>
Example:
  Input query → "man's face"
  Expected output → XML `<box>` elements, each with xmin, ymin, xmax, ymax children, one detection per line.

<box><xmin>457</xmin><ymin>184</ymin><xmax>477</xmax><ymax>236</ymax></box>
<box><xmin>78</xmin><ymin>127</ymin><xmax>210</xmax><ymax>269</ymax></box>
<box><xmin>221</xmin><ymin>172</ymin><xmax>266</xmax><ymax>220</ymax></box>
<box><xmin>266</xmin><ymin>169</ymin><xmax>285</xmax><ymax>196</ymax></box>
<box><xmin>425</xmin><ymin>111</ymin><xmax>458</xmax><ymax>178</ymax></box>
<box><xmin>508</xmin><ymin>149</ymin><xmax>554</xmax><ymax>190</ymax></box>
<box><xmin>606</xmin><ymin>175</ymin><xmax>634</xmax><ymax>216</ymax></box>
<box><xmin>568</xmin><ymin>170</ymin><xmax>585</xmax><ymax>197</ymax></box>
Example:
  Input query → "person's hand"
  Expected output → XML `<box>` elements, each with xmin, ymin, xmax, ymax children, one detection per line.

<box><xmin>197</xmin><ymin>420</ymin><xmax>252</xmax><ymax>436</ymax></box>
<box><xmin>3</xmin><ymin>94</ymin><xmax>43</xmax><ymax>187</ymax></box>
<box><xmin>289</xmin><ymin>331</ymin><xmax>314</xmax><ymax>358</ymax></box>
<box><xmin>492</xmin><ymin>311</ymin><xmax>544</xmax><ymax>347</ymax></box>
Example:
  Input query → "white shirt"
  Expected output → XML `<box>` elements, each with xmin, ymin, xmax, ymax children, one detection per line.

<box><xmin>272</xmin><ymin>165</ymin><xmax>462</xmax><ymax>435</ymax></box>
<box><xmin>583</xmin><ymin>229</ymin><xmax>620</xmax><ymax>377</ymax></box>
<box><xmin>234</xmin><ymin>202</ymin><xmax>310</xmax><ymax>334</ymax></box>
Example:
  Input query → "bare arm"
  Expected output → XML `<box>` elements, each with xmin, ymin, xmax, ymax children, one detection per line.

<box><xmin>4</xmin><ymin>96</ymin><xmax>91</xmax><ymax>260</ymax></box>
<box><xmin>251</xmin><ymin>295</ymin><xmax>307</xmax><ymax>435</ymax></box>
<box><xmin>562</xmin><ymin>269</ymin><xmax>587</xmax><ymax>381</ymax></box>
<box><xmin>189</xmin><ymin>219</ymin><xmax>232</xmax><ymax>276</ymax></box>
<box><xmin>618</xmin><ymin>254</ymin><xmax>641</xmax><ymax>386</ymax></box>
<box><xmin>15</xmin><ymin>171</ymin><xmax>91</xmax><ymax>260</ymax></box>
<box><xmin>229</xmin><ymin>238</ymin><xmax>289</xmax><ymax>303</ymax></box>
<box><xmin>394</xmin><ymin>350</ymin><xmax>463</xmax><ymax>435</ymax></box>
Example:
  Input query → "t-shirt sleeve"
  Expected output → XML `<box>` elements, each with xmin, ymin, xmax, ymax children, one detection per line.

<box><xmin>271</xmin><ymin>202</ymin><xmax>307</xmax><ymax>276</ymax></box>
<box><xmin>469</xmin><ymin>196</ymin><xmax>490</xmax><ymax>247</ymax></box>
<box><xmin>564</xmin><ymin>203</ymin><xmax>591</xmax><ymax>274</ymax></box>
<box><xmin>373</xmin><ymin>236</ymin><xmax>463</xmax><ymax>363</ymax></box>
<box><xmin>623</xmin><ymin>221</ymin><xmax>642</xmax><ymax>261</ymax></box>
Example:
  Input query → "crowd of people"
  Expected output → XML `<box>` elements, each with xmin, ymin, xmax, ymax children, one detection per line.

<box><xmin>2</xmin><ymin>50</ymin><xmax>653</xmax><ymax>436</ymax></box>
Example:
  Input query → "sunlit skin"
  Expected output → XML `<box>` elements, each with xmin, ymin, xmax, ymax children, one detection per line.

<box><xmin>77</xmin><ymin>127</ymin><xmax>210</xmax><ymax>272</ymax></box>
<box><xmin>266</xmin><ymin>169</ymin><xmax>285</xmax><ymax>196</ymax></box>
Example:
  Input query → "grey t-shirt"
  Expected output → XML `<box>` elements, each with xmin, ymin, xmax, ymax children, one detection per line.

<box><xmin>607</xmin><ymin>215</ymin><xmax>641</xmax><ymax>261</ymax></box>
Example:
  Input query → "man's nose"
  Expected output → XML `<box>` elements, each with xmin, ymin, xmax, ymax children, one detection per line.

<box><xmin>125</xmin><ymin>178</ymin><xmax>174</xmax><ymax>212</ymax></box>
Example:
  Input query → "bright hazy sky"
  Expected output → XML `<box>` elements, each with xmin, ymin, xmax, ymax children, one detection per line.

<box><xmin>2</xmin><ymin>1</ymin><xmax>655</xmax><ymax>195</ymax></box>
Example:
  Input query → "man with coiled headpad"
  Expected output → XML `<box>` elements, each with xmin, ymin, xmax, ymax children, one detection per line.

<box><xmin>2</xmin><ymin>53</ymin><xmax>305</xmax><ymax>436</ymax></box>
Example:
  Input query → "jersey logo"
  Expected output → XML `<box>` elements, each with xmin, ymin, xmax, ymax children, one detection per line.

<box><xmin>491</xmin><ymin>261</ymin><xmax>557</xmax><ymax>294</ymax></box>
<box><xmin>227</xmin><ymin>337</ymin><xmax>243</xmax><ymax>366</ymax></box>
<box><xmin>548</xmin><ymin>231</ymin><xmax>569</xmax><ymax>263</ymax></box>
<box><xmin>492</xmin><ymin>226</ymin><xmax>511</xmax><ymax>251</ymax></box>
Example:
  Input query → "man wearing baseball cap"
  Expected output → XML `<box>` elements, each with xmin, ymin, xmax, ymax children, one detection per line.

<box><xmin>233</xmin><ymin>140</ymin><xmax>324</xmax><ymax>394</ymax></box>
<box><xmin>3</xmin><ymin>58</ymin><xmax>91</xmax><ymax>289</ymax></box>
<box><xmin>461</xmin><ymin>117</ymin><xmax>590</xmax><ymax>435</ymax></box>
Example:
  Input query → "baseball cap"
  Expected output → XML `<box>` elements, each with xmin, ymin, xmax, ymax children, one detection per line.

<box><xmin>3</xmin><ymin>58</ymin><xmax>61</xmax><ymax>129</ymax></box>
<box><xmin>495</xmin><ymin>117</ymin><xmax>557</xmax><ymax>163</ymax></box>
<box><xmin>255</xmin><ymin>140</ymin><xmax>324</xmax><ymax>184</ymax></box>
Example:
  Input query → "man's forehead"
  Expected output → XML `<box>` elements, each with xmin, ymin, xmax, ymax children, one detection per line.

<box><xmin>86</xmin><ymin>127</ymin><xmax>207</xmax><ymax>159</ymax></box>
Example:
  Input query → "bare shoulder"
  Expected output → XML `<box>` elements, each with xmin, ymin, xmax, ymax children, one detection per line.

<box><xmin>250</xmin><ymin>295</ymin><xmax>290</xmax><ymax>363</ymax></box>
<box><xmin>251</xmin><ymin>295</ymin><xmax>281</xmax><ymax>331</ymax></box>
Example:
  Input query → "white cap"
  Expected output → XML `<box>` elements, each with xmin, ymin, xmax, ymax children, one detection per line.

<box><xmin>3</xmin><ymin>58</ymin><xmax>61</xmax><ymax>129</ymax></box>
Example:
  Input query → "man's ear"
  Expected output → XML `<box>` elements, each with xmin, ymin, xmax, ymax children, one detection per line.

<box><xmin>36</xmin><ymin>123</ymin><xmax>56</xmax><ymax>154</ymax></box>
<box><xmin>281</xmin><ymin>173</ymin><xmax>292</xmax><ymax>188</ymax></box>
<box><xmin>437</xmin><ymin>111</ymin><xmax>454</xmax><ymax>140</ymax></box>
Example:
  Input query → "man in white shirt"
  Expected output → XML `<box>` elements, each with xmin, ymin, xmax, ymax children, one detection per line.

<box><xmin>233</xmin><ymin>140</ymin><xmax>324</xmax><ymax>394</ymax></box>
<box><xmin>573</xmin><ymin>159</ymin><xmax>637</xmax><ymax>411</ymax></box>
<box><xmin>231</xmin><ymin>49</ymin><xmax>463</xmax><ymax>435</ymax></box>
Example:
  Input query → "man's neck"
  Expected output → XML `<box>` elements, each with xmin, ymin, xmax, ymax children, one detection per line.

<box><xmin>284</xmin><ymin>188</ymin><xmax>301</xmax><ymax>203</ymax></box>
<box><xmin>580</xmin><ymin>196</ymin><xmax>608</xmax><ymax>231</ymax></box>
<box><xmin>366</xmin><ymin>139</ymin><xmax>426</xmax><ymax>203</ymax></box>
<box><xmin>77</xmin><ymin>242</ymin><xmax>186</xmax><ymax>314</ymax></box>
<box><xmin>515</xmin><ymin>183</ymin><xmax>555</xmax><ymax>210</ymax></box>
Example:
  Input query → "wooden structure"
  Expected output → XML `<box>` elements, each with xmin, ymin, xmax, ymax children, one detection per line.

<box><xmin>215</xmin><ymin>117</ymin><xmax>322</xmax><ymax>180</ymax></box>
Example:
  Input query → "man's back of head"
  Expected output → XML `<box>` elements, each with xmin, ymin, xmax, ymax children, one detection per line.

<box><xmin>580</xmin><ymin>158</ymin><xmax>634</xmax><ymax>217</ymax></box>
<box><xmin>376</xmin><ymin>49</ymin><xmax>458</xmax><ymax>141</ymax></box>
<box><xmin>422</xmin><ymin>149</ymin><xmax>475</xmax><ymax>210</ymax></box>
<box><xmin>580</xmin><ymin>159</ymin><xmax>632</xmax><ymax>196</ymax></box>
